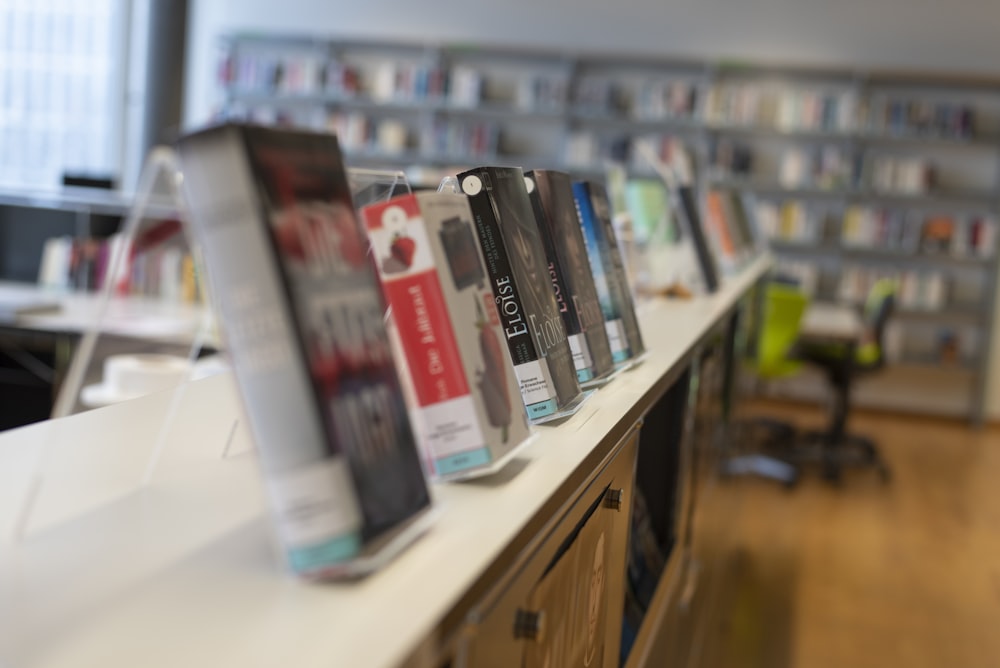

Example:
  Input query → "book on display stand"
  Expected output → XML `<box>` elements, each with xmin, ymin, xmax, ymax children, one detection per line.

<box><xmin>457</xmin><ymin>165</ymin><xmax>587</xmax><ymax>424</ymax></box>
<box><xmin>9</xmin><ymin>129</ymin><xmax>439</xmax><ymax>579</ymax></box>
<box><xmin>572</xmin><ymin>179</ymin><xmax>646</xmax><ymax>368</ymax></box>
<box><xmin>634</xmin><ymin>140</ymin><xmax>721</xmax><ymax>293</ymax></box>
<box><xmin>177</xmin><ymin>124</ymin><xmax>439</xmax><ymax>580</ymax></box>
<box><xmin>360</xmin><ymin>189</ymin><xmax>535</xmax><ymax>481</ymax></box>
<box><xmin>525</xmin><ymin>169</ymin><xmax>616</xmax><ymax>387</ymax></box>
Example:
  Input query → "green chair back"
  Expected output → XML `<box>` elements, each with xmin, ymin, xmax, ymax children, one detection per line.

<box><xmin>754</xmin><ymin>282</ymin><xmax>808</xmax><ymax>379</ymax></box>
<box><xmin>857</xmin><ymin>278</ymin><xmax>897</xmax><ymax>368</ymax></box>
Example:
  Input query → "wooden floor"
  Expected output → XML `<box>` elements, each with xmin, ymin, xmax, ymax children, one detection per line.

<box><xmin>702</xmin><ymin>402</ymin><xmax>1000</xmax><ymax>668</ymax></box>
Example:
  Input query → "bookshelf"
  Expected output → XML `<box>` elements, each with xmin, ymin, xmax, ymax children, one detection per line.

<box><xmin>209</xmin><ymin>36</ymin><xmax>1000</xmax><ymax>420</ymax></box>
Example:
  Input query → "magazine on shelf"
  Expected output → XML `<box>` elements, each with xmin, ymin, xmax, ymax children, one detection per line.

<box><xmin>361</xmin><ymin>191</ymin><xmax>531</xmax><ymax>479</ymax></box>
<box><xmin>178</xmin><ymin>123</ymin><xmax>431</xmax><ymax>578</ymax></box>
<box><xmin>458</xmin><ymin>165</ymin><xmax>583</xmax><ymax>421</ymax></box>
<box><xmin>525</xmin><ymin>169</ymin><xmax>615</xmax><ymax>385</ymax></box>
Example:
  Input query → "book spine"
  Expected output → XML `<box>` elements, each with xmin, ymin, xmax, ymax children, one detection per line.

<box><xmin>548</xmin><ymin>174</ymin><xmax>614</xmax><ymax>381</ymax></box>
<box><xmin>590</xmin><ymin>185</ymin><xmax>646</xmax><ymax>358</ymax></box>
<box><xmin>178</xmin><ymin>129</ymin><xmax>365</xmax><ymax>576</ymax></box>
<box><xmin>461</xmin><ymin>172</ymin><xmax>561</xmax><ymax>420</ymax></box>
<box><xmin>572</xmin><ymin>182</ymin><xmax>631</xmax><ymax>363</ymax></box>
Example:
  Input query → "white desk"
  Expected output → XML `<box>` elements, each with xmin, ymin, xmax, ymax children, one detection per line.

<box><xmin>0</xmin><ymin>281</ymin><xmax>207</xmax><ymax>344</ymax></box>
<box><xmin>0</xmin><ymin>256</ymin><xmax>771</xmax><ymax>668</ymax></box>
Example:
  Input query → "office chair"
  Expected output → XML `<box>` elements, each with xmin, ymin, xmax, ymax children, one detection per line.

<box><xmin>797</xmin><ymin>279</ymin><xmax>896</xmax><ymax>483</ymax></box>
<box><xmin>722</xmin><ymin>281</ymin><xmax>809</xmax><ymax>486</ymax></box>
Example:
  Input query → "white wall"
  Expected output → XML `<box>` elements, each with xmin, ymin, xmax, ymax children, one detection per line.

<box><xmin>182</xmin><ymin>0</ymin><xmax>1000</xmax><ymax>421</ymax></box>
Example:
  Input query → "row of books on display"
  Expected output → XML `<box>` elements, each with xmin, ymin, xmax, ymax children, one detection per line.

<box><xmin>221</xmin><ymin>105</ymin><xmax>501</xmax><ymax>161</ymax></box>
<box><xmin>842</xmin><ymin>207</ymin><xmax>998</xmax><ymax>258</ymax></box>
<box><xmin>218</xmin><ymin>48</ymin><xmax>701</xmax><ymax>119</ymax></box>
<box><xmin>758</xmin><ymin>200</ymin><xmax>998</xmax><ymax>259</ymax></box>
<box><xmin>564</xmin><ymin>133</ymin><xmax>691</xmax><ymax>175</ymax></box>
<box><xmin>776</xmin><ymin>148</ymin><xmax>936</xmax><ymax>195</ymax></box>
<box><xmin>36</xmin><ymin>224</ymin><xmax>202</xmax><ymax>302</ymax></box>
<box><xmin>728</xmin><ymin>145</ymin><xmax>935</xmax><ymax>196</ymax></box>
<box><xmin>217</xmin><ymin>45</ymin><xmax>983</xmax><ymax>140</ymax></box>
<box><xmin>220</xmin><ymin>50</ymin><xmax>569</xmax><ymax>112</ymax></box>
<box><xmin>176</xmin><ymin>123</ymin><xmax>697</xmax><ymax>580</ymax></box>
<box><xmin>615</xmin><ymin>174</ymin><xmax>759</xmax><ymax>295</ymax></box>
<box><xmin>705</xmin><ymin>85</ymin><xmax>978</xmax><ymax>139</ymax></box>
<box><xmin>704</xmin><ymin>85</ymin><xmax>857</xmax><ymax>132</ymax></box>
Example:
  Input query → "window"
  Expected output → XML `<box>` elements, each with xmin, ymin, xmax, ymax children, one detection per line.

<box><xmin>0</xmin><ymin>0</ymin><xmax>125</xmax><ymax>189</ymax></box>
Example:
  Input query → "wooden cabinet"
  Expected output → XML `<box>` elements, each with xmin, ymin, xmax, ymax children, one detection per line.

<box><xmin>459</xmin><ymin>424</ymin><xmax>639</xmax><ymax>668</ymax></box>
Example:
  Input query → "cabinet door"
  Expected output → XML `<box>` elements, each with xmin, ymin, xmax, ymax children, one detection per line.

<box><xmin>459</xmin><ymin>426</ymin><xmax>639</xmax><ymax>668</ymax></box>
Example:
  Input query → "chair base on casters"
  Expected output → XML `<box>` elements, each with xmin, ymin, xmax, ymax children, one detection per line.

<box><xmin>797</xmin><ymin>429</ymin><xmax>892</xmax><ymax>485</ymax></box>
<box><xmin>723</xmin><ymin>417</ymin><xmax>801</xmax><ymax>488</ymax></box>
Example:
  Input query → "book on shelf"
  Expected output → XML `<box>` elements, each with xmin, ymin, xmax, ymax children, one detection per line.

<box><xmin>458</xmin><ymin>165</ymin><xmax>583</xmax><ymax>420</ymax></box>
<box><xmin>919</xmin><ymin>216</ymin><xmax>957</xmax><ymax>254</ymax></box>
<box><xmin>773</xmin><ymin>259</ymin><xmax>819</xmax><ymax>295</ymax></box>
<box><xmin>372</xmin><ymin>61</ymin><xmax>449</xmax><ymax>104</ymax></box>
<box><xmin>35</xmin><ymin>228</ymin><xmax>202</xmax><ymax>302</ymax></box>
<box><xmin>573</xmin><ymin>77</ymin><xmax>624</xmax><ymax>116</ymax></box>
<box><xmin>867</xmin><ymin>96</ymin><xmax>975</xmax><ymax>140</ymax></box>
<box><xmin>674</xmin><ymin>184</ymin><xmax>720</xmax><ymax>292</ymax></box>
<box><xmin>708</xmin><ymin>138</ymin><xmax>753</xmax><ymax>179</ymax></box>
<box><xmin>361</xmin><ymin>191</ymin><xmax>531</xmax><ymax>479</ymax></box>
<box><xmin>633</xmin><ymin>78</ymin><xmax>698</xmax><ymax>121</ymax></box>
<box><xmin>517</xmin><ymin>74</ymin><xmax>568</xmax><ymax>112</ymax></box>
<box><xmin>572</xmin><ymin>180</ymin><xmax>646</xmax><ymax>361</ymax></box>
<box><xmin>449</xmin><ymin>65</ymin><xmax>483</xmax><ymax>108</ymax></box>
<box><xmin>526</xmin><ymin>169</ymin><xmax>615</xmax><ymax>384</ymax></box>
<box><xmin>178</xmin><ymin>123</ymin><xmax>431</xmax><ymax>578</ymax></box>
<box><xmin>423</xmin><ymin>118</ymin><xmax>498</xmax><ymax>160</ymax></box>
<box><xmin>705</xmin><ymin>83</ymin><xmax>855</xmax><ymax>132</ymax></box>
<box><xmin>703</xmin><ymin>190</ymin><xmax>740</xmax><ymax>271</ymax></box>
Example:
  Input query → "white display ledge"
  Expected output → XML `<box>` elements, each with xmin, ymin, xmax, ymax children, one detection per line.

<box><xmin>0</xmin><ymin>256</ymin><xmax>769</xmax><ymax>668</ymax></box>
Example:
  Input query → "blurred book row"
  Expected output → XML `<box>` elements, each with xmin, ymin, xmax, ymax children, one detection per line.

<box><xmin>757</xmin><ymin>200</ymin><xmax>997</xmax><ymax>259</ymax></box>
<box><xmin>36</xmin><ymin>228</ymin><xmax>202</xmax><ymax>303</ymax></box>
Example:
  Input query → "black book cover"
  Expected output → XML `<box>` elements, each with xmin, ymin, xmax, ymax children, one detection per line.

<box><xmin>584</xmin><ymin>181</ymin><xmax>646</xmax><ymax>357</ymax></box>
<box><xmin>458</xmin><ymin>165</ymin><xmax>581</xmax><ymax>420</ymax></box>
<box><xmin>178</xmin><ymin>123</ymin><xmax>430</xmax><ymax>574</ymax></box>
<box><xmin>526</xmin><ymin>169</ymin><xmax>615</xmax><ymax>383</ymax></box>
<box><xmin>677</xmin><ymin>185</ymin><xmax>720</xmax><ymax>292</ymax></box>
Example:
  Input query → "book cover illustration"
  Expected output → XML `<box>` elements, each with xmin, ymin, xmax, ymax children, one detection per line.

<box><xmin>178</xmin><ymin>124</ymin><xmax>430</xmax><ymax>577</ymax></box>
<box><xmin>573</xmin><ymin>180</ymin><xmax>646</xmax><ymax>363</ymax></box>
<box><xmin>459</xmin><ymin>165</ymin><xmax>582</xmax><ymax>420</ymax></box>
<box><xmin>526</xmin><ymin>169</ymin><xmax>615</xmax><ymax>384</ymax></box>
<box><xmin>362</xmin><ymin>191</ymin><xmax>530</xmax><ymax>479</ymax></box>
